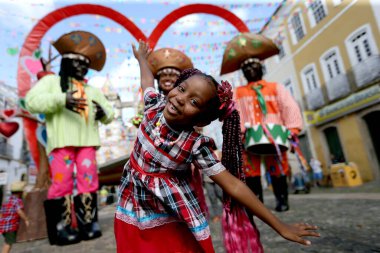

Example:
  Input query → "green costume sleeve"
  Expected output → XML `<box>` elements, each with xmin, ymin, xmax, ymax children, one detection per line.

<box><xmin>92</xmin><ymin>88</ymin><xmax>115</xmax><ymax>124</ymax></box>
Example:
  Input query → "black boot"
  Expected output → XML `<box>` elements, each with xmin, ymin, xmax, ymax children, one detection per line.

<box><xmin>271</xmin><ymin>176</ymin><xmax>282</xmax><ymax>212</ymax></box>
<box><xmin>245</xmin><ymin>176</ymin><xmax>264</xmax><ymax>226</ymax></box>
<box><xmin>246</xmin><ymin>176</ymin><xmax>264</xmax><ymax>203</ymax></box>
<box><xmin>272</xmin><ymin>175</ymin><xmax>289</xmax><ymax>212</ymax></box>
<box><xmin>44</xmin><ymin>196</ymin><xmax>81</xmax><ymax>246</ymax></box>
<box><xmin>279</xmin><ymin>175</ymin><xmax>289</xmax><ymax>211</ymax></box>
<box><xmin>74</xmin><ymin>193</ymin><xmax>102</xmax><ymax>240</ymax></box>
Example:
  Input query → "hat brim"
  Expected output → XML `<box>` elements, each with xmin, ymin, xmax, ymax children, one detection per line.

<box><xmin>148</xmin><ymin>48</ymin><xmax>193</xmax><ymax>77</ymax></box>
<box><xmin>53</xmin><ymin>31</ymin><xmax>106</xmax><ymax>71</ymax></box>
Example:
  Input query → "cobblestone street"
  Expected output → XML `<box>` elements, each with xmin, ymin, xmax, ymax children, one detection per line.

<box><xmin>3</xmin><ymin>181</ymin><xmax>380</xmax><ymax>253</ymax></box>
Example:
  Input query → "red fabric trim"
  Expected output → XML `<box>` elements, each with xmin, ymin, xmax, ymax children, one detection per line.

<box><xmin>129</xmin><ymin>155</ymin><xmax>172</xmax><ymax>179</ymax></box>
<box><xmin>141</xmin><ymin>126</ymin><xmax>176</xmax><ymax>162</ymax></box>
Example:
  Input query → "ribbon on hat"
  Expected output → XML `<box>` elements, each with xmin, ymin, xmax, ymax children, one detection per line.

<box><xmin>218</xmin><ymin>80</ymin><xmax>236</xmax><ymax>121</ymax></box>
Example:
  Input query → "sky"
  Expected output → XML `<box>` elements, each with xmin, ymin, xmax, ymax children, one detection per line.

<box><xmin>0</xmin><ymin>0</ymin><xmax>281</xmax><ymax>104</ymax></box>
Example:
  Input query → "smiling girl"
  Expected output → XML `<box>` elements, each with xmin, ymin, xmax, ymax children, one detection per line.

<box><xmin>114</xmin><ymin>41</ymin><xmax>319</xmax><ymax>253</ymax></box>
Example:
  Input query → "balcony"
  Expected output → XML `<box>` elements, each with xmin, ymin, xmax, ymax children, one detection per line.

<box><xmin>352</xmin><ymin>55</ymin><xmax>380</xmax><ymax>88</ymax></box>
<box><xmin>303</xmin><ymin>56</ymin><xmax>380</xmax><ymax>111</ymax></box>
<box><xmin>304</xmin><ymin>86</ymin><xmax>326</xmax><ymax>110</ymax></box>
<box><xmin>325</xmin><ymin>73</ymin><xmax>351</xmax><ymax>101</ymax></box>
<box><xmin>0</xmin><ymin>142</ymin><xmax>13</xmax><ymax>159</ymax></box>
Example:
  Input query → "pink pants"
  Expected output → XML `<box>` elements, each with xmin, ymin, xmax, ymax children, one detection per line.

<box><xmin>47</xmin><ymin>146</ymin><xmax>99</xmax><ymax>199</ymax></box>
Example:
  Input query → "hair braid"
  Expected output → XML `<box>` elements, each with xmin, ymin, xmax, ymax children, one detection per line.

<box><xmin>221</xmin><ymin>110</ymin><xmax>244</xmax><ymax>181</ymax></box>
<box><xmin>221</xmin><ymin>110</ymin><xmax>245</xmax><ymax>207</ymax></box>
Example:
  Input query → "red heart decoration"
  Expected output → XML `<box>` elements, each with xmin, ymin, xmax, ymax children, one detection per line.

<box><xmin>2</xmin><ymin>109</ymin><xmax>16</xmax><ymax>118</ymax></box>
<box><xmin>0</xmin><ymin>122</ymin><xmax>20</xmax><ymax>138</ymax></box>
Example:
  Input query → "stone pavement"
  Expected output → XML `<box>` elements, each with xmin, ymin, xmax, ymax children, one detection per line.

<box><xmin>3</xmin><ymin>181</ymin><xmax>380</xmax><ymax>253</ymax></box>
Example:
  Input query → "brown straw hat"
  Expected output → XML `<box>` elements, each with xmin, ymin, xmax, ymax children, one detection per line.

<box><xmin>147</xmin><ymin>48</ymin><xmax>193</xmax><ymax>77</ymax></box>
<box><xmin>53</xmin><ymin>31</ymin><xmax>106</xmax><ymax>71</ymax></box>
<box><xmin>220</xmin><ymin>33</ymin><xmax>279</xmax><ymax>75</ymax></box>
<box><xmin>10</xmin><ymin>181</ymin><xmax>26</xmax><ymax>193</ymax></box>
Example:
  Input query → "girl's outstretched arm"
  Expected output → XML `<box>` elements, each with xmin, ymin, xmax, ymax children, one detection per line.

<box><xmin>132</xmin><ymin>40</ymin><xmax>154</xmax><ymax>92</ymax></box>
<box><xmin>210</xmin><ymin>170</ymin><xmax>320</xmax><ymax>245</ymax></box>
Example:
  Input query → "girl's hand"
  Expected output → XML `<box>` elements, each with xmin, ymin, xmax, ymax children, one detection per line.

<box><xmin>132</xmin><ymin>40</ymin><xmax>151</xmax><ymax>61</ymax></box>
<box><xmin>279</xmin><ymin>222</ymin><xmax>320</xmax><ymax>245</ymax></box>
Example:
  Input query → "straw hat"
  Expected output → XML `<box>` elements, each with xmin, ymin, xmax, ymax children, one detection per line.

<box><xmin>148</xmin><ymin>48</ymin><xmax>193</xmax><ymax>77</ymax></box>
<box><xmin>53</xmin><ymin>31</ymin><xmax>106</xmax><ymax>71</ymax></box>
<box><xmin>10</xmin><ymin>181</ymin><xmax>26</xmax><ymax>193</ymax></box>
<box><xmin>220</xmin><ymin>33</ymin><xmax>279</xmax><ymax>75</ymax></box>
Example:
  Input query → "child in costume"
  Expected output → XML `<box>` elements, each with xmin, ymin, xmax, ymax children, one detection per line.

<box><xmin>0</xmin><ymin>181</ymin><xmax>30</xmax><ymax>253</ymax></box>
<box><xmin>114</xmin><ymin>41</ymin><xmax>319</xmax><ymax>253</ymax></box>
<box><xmin>25</xmin><ymin>31</ymin><xmax>114</xmax><ymax>245</ymax></box>
<box><xmin>147</xmin><ymin>47</ymin><xmax>193</xmax><ymax>95</ymax></box>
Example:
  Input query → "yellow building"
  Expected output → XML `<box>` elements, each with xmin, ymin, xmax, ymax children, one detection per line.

<box><xmin>263</xmin><ymin>0</ymin><xmax>380</xmax><ymax>182</ymax></box>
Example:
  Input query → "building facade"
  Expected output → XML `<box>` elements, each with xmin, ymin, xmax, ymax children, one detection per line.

<box><xmin>263</xmin><ymin>0</ymin><xmax>380</xmax><ymax>182</ymax></box>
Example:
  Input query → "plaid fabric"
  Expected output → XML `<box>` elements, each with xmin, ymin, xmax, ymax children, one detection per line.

<box><xmin>116</xmin><ymin>87</ymin><xmax>225</xmax><ymax>242</ymax></box>
<box><xmin>0</xmin><ymin>196</ymin><xmax>23</xmax><ymax>233</ymax></box>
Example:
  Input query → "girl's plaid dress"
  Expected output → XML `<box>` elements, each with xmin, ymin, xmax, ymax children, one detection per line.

<box><xmin>115</xmin><ymin>88</ymin><xmax>225</xmax><ymax>252</ymax></box>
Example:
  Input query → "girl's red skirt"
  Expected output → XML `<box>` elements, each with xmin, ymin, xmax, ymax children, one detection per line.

<box><xmin>114</xmin><ymin>217</ymin><xmax>215</xmax><ymax>253</ymax></box>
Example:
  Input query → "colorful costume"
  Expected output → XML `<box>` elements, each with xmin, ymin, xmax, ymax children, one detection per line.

<box><xmin>25</xmin><ymin>31</ymin><xmax>114</xmax><ymax>245</ymax></box>
<box><xmin>235</xmin><ymin>79</ymin><xmax>303</xmax><ymax>208</ymax></box>
<box><xmin>236</xmin><ymin>79</ymin><xmax>303</xmax><ymax>176</ymax></box>
<box><xmin>220</xmin><ymin>32</ymin><xmax>302</xmax><ymax>211</ymax></box>
<box><xmin>115</xmin><ymin>88</ymin><xmax>225</xmax><ymax>253</ymax></box>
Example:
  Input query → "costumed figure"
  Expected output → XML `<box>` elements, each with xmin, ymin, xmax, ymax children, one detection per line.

<box><xmin>220</xmin><ymin>33</ymin><xmax>303</xmax><ymax>213</ymax></box>
<box><xmin>25</xmin><ymin>31</ymin><xmax>114</xmax><ymax>245</ymax></box>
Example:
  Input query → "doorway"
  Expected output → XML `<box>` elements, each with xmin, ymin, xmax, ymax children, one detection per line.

<box><xmin>363</xmin><ymin>111</ymin><xmax>380</xmax><ymax>169</ymax></box>
<box><xmin>323</xmin><ymin>126</ymin><xmax>346</xmax><ymax>164</ymax></box>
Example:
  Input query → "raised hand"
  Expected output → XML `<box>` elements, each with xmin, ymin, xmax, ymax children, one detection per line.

<box><xmin>132</xmin><ymin>40</ymin><xmax>151</xmax><ymax>61</ymax></box>
<box><xmin>66</xmin><ymin>90</ymin><xmax>87</xmax><ymax>114</ymax></box>
<box><xmin>92</xmin><ymin>100</ymin><xmax>106</xmax><ymax>120</ymax></box>
<box><xmin>132</xmin><ymin>40</ymin><xmax>154</xmax><ymax>92</ymax></box>
<box><xmin>279</xmin><ymin>222</ymin><xmax>320</xmax><ymax>245</ymax></box>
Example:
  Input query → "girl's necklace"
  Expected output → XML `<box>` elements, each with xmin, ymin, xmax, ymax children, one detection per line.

<box><xmin>152</xmin><ymin>114</ymin><xmax>183</xmax><ymax>147</ymax></box>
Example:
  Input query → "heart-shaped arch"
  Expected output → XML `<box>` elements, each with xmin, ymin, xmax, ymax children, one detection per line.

<box><xmin>17</xmin><ymin>3</ymin><xmax>249</xmax><ymax>168</ymax></box>
<box><xmin>148</xmin><ymin>3</ymin><xmax>249</xmax><ymax>48</ymax></box>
